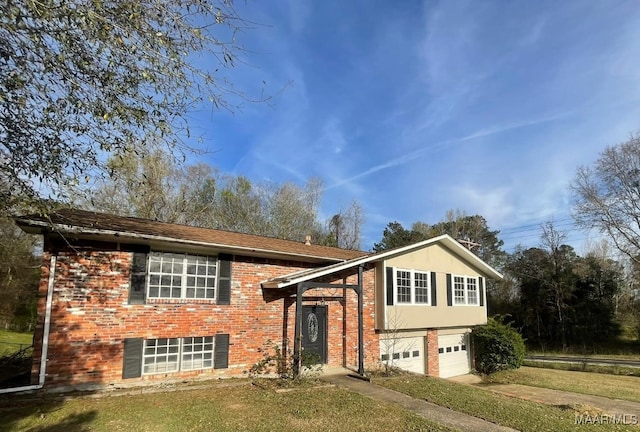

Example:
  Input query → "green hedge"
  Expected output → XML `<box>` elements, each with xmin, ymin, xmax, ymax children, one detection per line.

<box><xmin>472</xmin><ymin>317</ymin><xmax>525</xmax><ymax>375</ymax></box>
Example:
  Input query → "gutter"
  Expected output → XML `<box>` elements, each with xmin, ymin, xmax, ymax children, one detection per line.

<box><xmin>16</xmin><ymin>219</ymin><xmax>353</xmax><ymax>264</ymax></box>
<box><xmin>0</xmin><ymin>255</ymin><xmax>56</xmax><ymax>394</ymax></box>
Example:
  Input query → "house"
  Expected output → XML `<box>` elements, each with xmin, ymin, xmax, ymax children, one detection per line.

<box><xmin>12</xmin><ymin>209</ymin><xmax>502</xmax><ymax>393</ymax></box>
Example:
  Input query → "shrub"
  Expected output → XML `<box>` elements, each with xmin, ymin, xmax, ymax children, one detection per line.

<box><xmin>246</xmin><ymin>339</ymin><xmax>322</xmax><ymax>380</ymax></box>
<box><xmin>472</xmin><ymin>317</ymin><xmax>525</xmax><ymax>375</ymax></box>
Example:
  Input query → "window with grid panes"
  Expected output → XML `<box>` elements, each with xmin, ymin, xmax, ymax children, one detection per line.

<box><xmin>143</xmin><ymin>338</ymin><xmax>180</xmax><ymax>374</ymax></box>
<box><xmin>452</xmin><ymin>275</ymin><xmax>480</xmax><ymax>306</ymax></box>
<box><xmin>147</xmin><ymin>253</ymin><xmax>217</xmax><ymax>299</ymax></box>
<box><xmin>142</xmin><ymin>337</ymin><xmax>215</xmax><ymax>375</ymax></box>
<box><xmin>414</xmin><ymin>271</ymin><xmax>429</xmax><ymax>304</ymax></box>
<box><xmin>466</xmin><ymin>277</ymin><xmax>478</xmax><ymax>304</ymax></box>
<box><xmin>453</xmin><ymin>275</ymin><xmax>466</xmax><ymax>305</ymax></box>
<box><xmin>181</xmin><ymin>336</ymin><xmax>214</xmax><ymax>371</ymax></box>
<box><xmin>395</xmin><ymin>269</ymin><xmax>430</xmax><ymax>305</ymax></box>
<box><xmin>396</xmin><ymin>270</ymin><xmax>412</xmax><ymax>303</ymax></box>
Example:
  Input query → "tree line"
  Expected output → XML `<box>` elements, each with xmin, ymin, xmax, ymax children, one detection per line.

<box><xmin>4</xmin><ymin>136</ymin><xmax>640</xmax><ymax>349</ymax></box>
<box><xmin>372</xmin><ymin>139</ymin><xmax>640</xmax><ymax>351</ymax></box>
<box><xmin>1</xmin><ymin>2</ymin><xmax>639</xmax><ymax>347</ymax></box>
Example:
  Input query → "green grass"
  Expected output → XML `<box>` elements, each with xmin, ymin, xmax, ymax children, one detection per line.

<box><xmin>0</xmin><ymin>381</ymin><xmax>453</xmax><ymax>432</ymax></box>
<box><xmin>376</xmin><ymin>375</ymin><xmax>634</xmax><ymax>432</ymax></box>
<box><xmin>486</xmin><ymin>366</ymin><xmax>640</xmax><ymax>403</ymax></box>
<box><xmin>527</xmin><ymin>338</ymin><xmax>640</xmax><ymax>359</ymax></box>
<box><xmin>524</xmin><ymin>359</ymin><xmax>640</xmax><ymax>377</ymax></box>
<box><xmin>0</xmin><ymin>330</ymin><xmax>33</xmax><ymax>357</ymax></box>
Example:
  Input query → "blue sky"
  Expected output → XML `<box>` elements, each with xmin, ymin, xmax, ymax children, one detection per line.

<box><xmin>187</xmin><ymin>1</ymin><xmax>640</xmax><ymax>253</ymax></box>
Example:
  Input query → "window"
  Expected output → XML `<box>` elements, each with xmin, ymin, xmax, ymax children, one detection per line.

<box><xmin>452</xmin><ymin>275</ymin><xmax>480</xmax><ymax>306</ymax></box>
<box><xmin>396</xmin><ymin>270</ymin><xmax>411</xmax><ymax>303</ymax></box>
<box><xmin>143</xmin><ymin>337</ymin><xmax>214</xmax><ymax>375</ymax></box>
<box><xmin>467</xmin><ymin>277</ymin><xmax>478</xmax><ymax>304</ymax></box>
<box><xmin>148</xmin><ymin>253</ymin><xmax>217</xmax><ymax>300</ymax></box>
<box><xmin>395</xmin><ymin>269</ymin><xmax>430</xmax><ymax>305</ymax></box>
<box><xmin>414</xmin><ymin>272</ymin><xmax>429</xmax><ymax>303</ymax></box>
<box><xmin>143</xmin><ymin>338</ymin><xmax>180</xmax><ymax>374</ymax></box>
<box><xmin>182</xmin><ymin>336</ymin><xmax>214</xmax><ymax>371</ymax></box>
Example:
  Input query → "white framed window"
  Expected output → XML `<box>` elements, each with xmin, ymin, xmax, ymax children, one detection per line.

<box><xmin>395</xmin><ymin>269</ymin><xmax>430</xmax><ymax>305</ymax></box>
<box><xmin>453</xmin><ymin>275</ymin><xmax>480</xmax><ymax>306</ymax></box>
<box><xmin>182</xmin><ymin>336</ymin><xmax>214</xmax><ymax>371</ymax></box>
<box><xmin>396</xmin><ymin>270</ymin><xmax>412</xmax><ymax>303</ymax></box>
<box><xmin>143</xmin><ymin>336</ymin><xmax>215</xmax><ymax>375</ymax></box>
<box><xmin>143</xmin><ymin>338</ymin><xmax>180</xmax><ymax>374</ymax></box>
<box><xmin>147</xmin><ymin>253</ymin><xmax>217</xmax><ymax>300</ymax></box>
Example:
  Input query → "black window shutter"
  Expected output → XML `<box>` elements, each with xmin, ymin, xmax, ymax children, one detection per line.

<box><xmin>217</xmin><ymin>254</ymin><xmax>232</xmax><ymax>305</ymax></box>
<box><xmin>128</xmin><ymin>252</ymin><xmax>147</xmax><ymax>304</ymax></box>
<box><xmin>214</xmin><ymin>333</ymin><xmax>230</xmax><ymax>369</ymax></box>
<box><xmin>430</xmin><ymin>272</ymin><xmax>437</xmax><ymax>306</ymax></box>
<box><xmin>385</xmin><ymin>267</ymin><xmax>394</xmax><ymax>306</ymax></box>
<box><xmin>122</xmin><ymin>338</ymin><xmax>143</xmax><ymax>379</ymax></box>
<box><xmin>479</xmin><ymin>277</ymin><xmax>485</xmax><ymax>306</ymax></box>
<box><xmin>446</xmin><ymin>273</ymin><xmax>453</xmax><ymax>306</ymax></box>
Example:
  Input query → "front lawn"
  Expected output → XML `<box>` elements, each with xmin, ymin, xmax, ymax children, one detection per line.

<box><xmin>0</xmin><ymin>381</ymin><xmax>453</xmax><ymax>432</ymax></box>
<box><xmin>0</xmin><ymin>330</ymin><xmax>33</xmax><ymax>357</ymax></box>
<box><xmin>486</xmin><ymin>366</ymin><xmax>640</xmax><ymax>402</ymax></box>
<box><xmin>376</xmin><ymin>376</ymin><xmax>633</xmax><ymax>432</ymax></box>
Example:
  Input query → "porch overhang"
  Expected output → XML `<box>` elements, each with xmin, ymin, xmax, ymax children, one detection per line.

<box><xmin>291</xmin><ymin>265</ymin><xmax>366</xmax><ymax>377</ymax></box>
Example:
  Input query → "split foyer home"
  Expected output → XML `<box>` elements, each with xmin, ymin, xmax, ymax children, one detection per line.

<box><xmin>13</xmin><ymin>209</ymin><xmax>502</xmax><ymax>393</ymax></box>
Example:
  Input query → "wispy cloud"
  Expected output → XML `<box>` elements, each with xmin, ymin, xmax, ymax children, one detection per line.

<box><xmin>201</xmin><ymin>1</ymin><xmax>640</xmax><ymax>250</ymax></box>
<box><xmin>327</xmin><ymin>112</ymin><xmax>568</xmax><ymax>190</ymax></box>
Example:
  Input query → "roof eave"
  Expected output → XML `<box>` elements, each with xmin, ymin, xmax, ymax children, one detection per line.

<box><xmin>261</xmin><ymin>234</ymin><xmax>504</xmax><ymax>289</ymax></box>
<box><xmin>15</xmin><ymin>218</ymin><xmax>350</xmax><ymax>264</ymax></box>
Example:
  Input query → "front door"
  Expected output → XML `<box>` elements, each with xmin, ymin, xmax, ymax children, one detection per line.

<box><xmin>301</xmin><ymin>305</ymin><xmax>327</xmax><ymax>364</ymax></box>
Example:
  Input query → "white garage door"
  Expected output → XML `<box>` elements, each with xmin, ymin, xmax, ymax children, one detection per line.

<box><xmin>379</xmin><ymin>336</ymin><xmax>425</xmax><ymax>374</ymax></box>
<box><xmin>438</xmin><ymin>333</ymin><xmax>471</xmax><ymax>378</ymax></box>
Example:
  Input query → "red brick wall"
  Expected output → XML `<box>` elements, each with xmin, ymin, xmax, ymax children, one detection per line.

<box><xmin>426</xmin><ymin>329</ymin><xmax>439</xmax><ymax>376</ymax></box>
<box><xmin>31</xmin><ymin>245</ymin><xmax>378</xmax><ymax>391</ymax></box>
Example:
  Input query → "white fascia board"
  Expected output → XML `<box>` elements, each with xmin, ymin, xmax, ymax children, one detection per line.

<box><xmin>262</xmin><ymin>234</ymin><xmax>503</xmax><ymax>289</ymax></box>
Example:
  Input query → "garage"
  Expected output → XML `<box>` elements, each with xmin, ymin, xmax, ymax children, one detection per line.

<box><xmin>379</xmin><ymin>336</ymin><xmax>425</xmax><ymax>374</ymax></box>
<box><xmin>438</xmin><ymin>333</ymin><xmax>471</xmax><ymax>378</ymax></box>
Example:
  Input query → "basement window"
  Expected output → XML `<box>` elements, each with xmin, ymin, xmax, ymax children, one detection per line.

<box><xmin>143</xmin><ymin>336</ymin><xmax>214</xmax><ymax>374</ymax></box>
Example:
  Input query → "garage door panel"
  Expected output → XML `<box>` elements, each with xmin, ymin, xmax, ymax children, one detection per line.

<box><xmin>379</xmin><ymin>336</ymin><xmax>425</xmax><ymax>374</ymax></box>
<box><xmin>438</xmin><ymin>333</ymin><xmax>470</xmax><ymax>378</ymax></box>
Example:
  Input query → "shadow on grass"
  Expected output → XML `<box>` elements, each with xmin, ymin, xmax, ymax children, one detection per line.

<box><xmin>0</xmin><ymin>397</ymin><xmax>97</xmax><ymax>432</ymax></box>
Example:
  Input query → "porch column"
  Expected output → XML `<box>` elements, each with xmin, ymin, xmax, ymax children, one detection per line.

<box><xmin>293</xmin><ymin>283</ymin><xmax>303</xmax><ymax>377</ymax></box>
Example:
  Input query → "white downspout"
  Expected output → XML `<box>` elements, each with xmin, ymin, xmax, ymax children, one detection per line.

<box><xmin>0</xmin><ymin>255</ymin><xmax>56</xmax><ymax>394</ymax></box>
<box><xmin>39</xmin><ymin>255</ymin><xmax>56</xmax><ymax>385</ymax></box>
